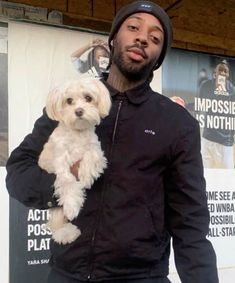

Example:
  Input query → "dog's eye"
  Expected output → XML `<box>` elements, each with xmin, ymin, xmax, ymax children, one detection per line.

<box><xmin>66</xmin><ymin>98</ymin><xmax>73</xmax><ymax>105</ymax></box>
<box><xmin>85</xmin><ymin>95</ymin><xmax>92</xmax><ymax>103</ymax></box>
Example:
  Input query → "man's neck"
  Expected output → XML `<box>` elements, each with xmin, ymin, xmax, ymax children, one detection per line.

<box><xmin>107</xmin><ymin>65</ymin><xmax>146</xmax><ymax>92</ymax></box>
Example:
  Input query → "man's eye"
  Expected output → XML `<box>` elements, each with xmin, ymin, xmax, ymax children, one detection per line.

<box><xmin>128</xmin><ymin>25</ymin><xmax>138</xmax><ymax>31</ymax></box>
<box><xmin>66</xmin><ymin>98</ymin><xmax>73</xmax><ymax>105</ymax></box>
<box><xmin>85</xmin><ymin>95</ymin><xmax>92</xmax><ymax>102</ymax></box>
<box><xmin>150</xmin><ymin>35</ymin><xmax>160</xmax><ymax>44</ymax></box>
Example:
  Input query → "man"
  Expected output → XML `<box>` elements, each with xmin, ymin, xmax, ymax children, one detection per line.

<box><xmin>71</xmin><ymin>38</ymin><xmax>110</xmax><ymax>77</ymax></box>
<box><xmin>199</xmin><ymin>60</ymin><xmax>235</xmax><ymax>168</ymax></box>
<box><xmin>6</xmin><ymin>1</ymin><xmax>219</xmax><ymax>282</ymax></box>
<box><xmin>198</xmin><ymin>68</ymin><xmax>208</xmax><ymax>89</ymax></box>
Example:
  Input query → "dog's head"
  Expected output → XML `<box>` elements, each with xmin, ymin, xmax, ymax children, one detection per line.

<box><xmin>46</xmin><ymin>77</ymin><xmax>111</xmax><ymax>130</ymax></box>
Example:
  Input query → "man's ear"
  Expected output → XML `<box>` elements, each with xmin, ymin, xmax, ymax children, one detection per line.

<box><xmin>111</xmin><ymin>33</ymin><xmax>117</xmax><ymax>48</ymax></box>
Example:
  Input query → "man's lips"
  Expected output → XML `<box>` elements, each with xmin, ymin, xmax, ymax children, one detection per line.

<box><xmin>126</xmin><ymin>47</ymin><xmax>147</xmax><ymax>61</ymax></box>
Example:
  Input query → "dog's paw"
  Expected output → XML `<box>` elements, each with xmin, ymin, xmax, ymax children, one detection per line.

<box><xmin>63</xmin><ymin>200</ymin><xmax>80</xmax><ymax>221</ymax></box>
<box><xmin>52</xmin><ymin>223</ymin><xmax>81</xmax><ymax>245</ymax></box>
<box><xmin>89</xmin><ymin>155</ymin><xmax>107</xmax><ymax>182</ymax></box>
<box><xmin>79</xmin><ymin>154</ymin><xmax>107</xmax><ymax>189</ymax></box>
<box><xmin>62</xmin><ymin>188</ymin><xmax>85</xmax><ymax>221</ymax></box>
<box><xmin>94</xmin><ymin>155</ymin><xmax>107</xmax><ymax>174</ymax></box>
<box><xmin>79</xmin><ymin>171</ymin><xmax>94</xmax><ymax>189</ymax></box>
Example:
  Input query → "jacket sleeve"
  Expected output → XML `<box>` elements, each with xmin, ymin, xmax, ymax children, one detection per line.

<box><xmin>6</xmin><ymin>110</ymin><xmax>58</xmax><ymax>209</ymax></box>
<box><xmin>165</xmin><ymin>118</ymin><xmax>219</xmax><ymax>283</ymax></box>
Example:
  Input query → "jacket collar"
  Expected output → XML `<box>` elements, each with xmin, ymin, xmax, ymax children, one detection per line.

<box><xmin>102</xmin><ymin>79</ymin><xmax>152</xmax><ymax>105</ymax></box>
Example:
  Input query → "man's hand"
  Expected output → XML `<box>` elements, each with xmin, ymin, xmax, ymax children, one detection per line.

<box><xmin>170</xmin><ymin>96</ymin><xmax>186</xmax><ymax>108</ymax></box>
<box><xmin>91</xmin><ymin>38</ymin><xmax>108</xmax><ymax>48</ymax></box>
<box><xmin>70</xmin><ymin>160</ymin><xmax>80</xmax><ymax>181</ymax></box>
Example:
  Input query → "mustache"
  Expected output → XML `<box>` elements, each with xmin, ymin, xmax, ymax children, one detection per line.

<box><xmin>126</xmin><ymin>43</ymin><xmax>148</xmax><ymax>59</ymax></box>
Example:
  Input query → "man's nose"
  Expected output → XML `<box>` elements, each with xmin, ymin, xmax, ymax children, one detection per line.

<box><xmin>135</xmin><ymin>32</ymin><xmax>148</xmax><ymax>47</ymax></box>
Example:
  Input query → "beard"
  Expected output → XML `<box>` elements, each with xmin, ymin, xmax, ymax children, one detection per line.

<box><xmin>112</xmin><ymin>43</ymin><xmax>155</xmax><ymax>82</ymax></box>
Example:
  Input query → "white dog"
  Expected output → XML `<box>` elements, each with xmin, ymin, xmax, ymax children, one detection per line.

<box><xmin>38</xmin><ymin>77</ymin><xmax>111</xmax><ymax>245</ymax></box>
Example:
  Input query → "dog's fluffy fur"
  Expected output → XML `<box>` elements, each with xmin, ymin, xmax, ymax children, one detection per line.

<box><xmin>38</xmin><ymin>77</ymin><xmax>111</xmax><ymax>244</ymax></box>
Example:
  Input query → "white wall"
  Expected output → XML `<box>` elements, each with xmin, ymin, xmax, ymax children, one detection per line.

<box><xmin>1</xmin><ymin>20</ymin><xmax>235</xmax><ymax>283</ymax></box>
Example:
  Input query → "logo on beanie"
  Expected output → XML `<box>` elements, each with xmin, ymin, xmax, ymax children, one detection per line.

<box><xmin>141</xmin><ymin>4</ymin><xmax>151</xmax><ymax>9</ymax></box>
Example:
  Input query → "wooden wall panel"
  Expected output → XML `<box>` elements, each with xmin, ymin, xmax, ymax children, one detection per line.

<box><xmin>9</xmin><ymin>0</ymin><xmax>67</xmax><ymax>11</ymax></box>
<box><xmin>173</xmin><ymin>27</ymin><xmax>235</xmax><ymax>52</ymax></box>
<box><xmin>63</xmin><ymin>14</ymin><xmax>111</xmax><ymax>33</ymax></box>
<box><xmin>116</xmin><ymin>0</ymin><xmax>133</xmax><ymax>13</ymax></box>
<box><xmin>68</xmin><ymin>0</ymin><xmax>92</xmax><ymax>17</ymax></box>
<box><xmin>186</xmin><ymin>43</ymin><xmax>226</xmax><ymax>56</ymax></box>
<box><xmin>169</xmin><ymin>3</ymin><xmax>234</xmax><ymax>38</ymax></box>
<box><xmin>3</xmin><ymin>0</ymin><xmax>235</xmax><ymax>57</ymax></box>
<box><xmin>93</xmin><ymin>0</ymin><xmax>115</xmax><ymax>20</ymax></box>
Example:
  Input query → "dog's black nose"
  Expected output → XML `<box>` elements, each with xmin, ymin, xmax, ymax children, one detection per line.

<box><xmin>75</xmin><ymin>108</ymin><xmax>84</xmax><ymax>117</ymax></box>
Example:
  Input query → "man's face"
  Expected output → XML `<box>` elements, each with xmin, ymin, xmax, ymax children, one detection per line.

<box><xmin>112</xmin><ymin>12</ymin><xmax>164</xmax><ymax>81</ymax></box>
<box><xmin>214</xmin><ymin>63</ymin><xmax>230</xmax><ymax>79</ymax></box>
<box><xmin>94</xmin><ymin>48</ymin><xmax>109</xmax><ymax>63</ymax></box>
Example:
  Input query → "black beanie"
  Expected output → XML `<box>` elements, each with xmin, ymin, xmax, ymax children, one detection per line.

<box><xmin>108</xmin><ymin>1</ymin><xmax>173</xmax><ymax>70</ymax></box>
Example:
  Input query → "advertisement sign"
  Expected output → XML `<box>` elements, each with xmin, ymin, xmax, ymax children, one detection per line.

<box><xmin>0</xmin><ymin>22</ymin><xmax>9</xmax><ymax>283</ymax></box>
<box><xmin>7</xmin><ymin>21</ymin><xmax>110</xmax><ymax>283</ymax></box>
<box><xmin>162</xmin><ymin>48</ymin><xmax>235</xmax><ymax>281</ymax></box>
<box><xmin>3</xmin><ymin>22</ymin><xmax>235</xmax><ymax>283</ymax></box>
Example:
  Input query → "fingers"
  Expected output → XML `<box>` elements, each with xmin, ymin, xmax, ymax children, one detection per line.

<box><xmin>70</xmin><ymin>160</ymin><xmax>80</xmax><ymax>181</ymax></box>
<box><xmin>170</xmin><ymin>96</ymin><xmax>186</xmax><ymax>108</ymax></box>
<box><xmin>92</xmin><ymin>38</ymin><xmax>108</xmax><ymax>47</ymax></box>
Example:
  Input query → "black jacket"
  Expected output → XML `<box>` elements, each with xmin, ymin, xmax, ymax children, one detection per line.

<box><xmin>6</xmin><ymin>81</ymin><xmax>218</xmax><ymax>282</ymax></box>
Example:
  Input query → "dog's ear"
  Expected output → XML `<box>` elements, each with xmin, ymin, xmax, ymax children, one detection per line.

<box><xmin>95</xmin><ymin>80</ymin><xmax>111</xmax><ymax>118</ymax></box>
<box><xmin>46</xmin><ymin>86</ymin><xmax>63</xmax><ymax>121</ymax></box>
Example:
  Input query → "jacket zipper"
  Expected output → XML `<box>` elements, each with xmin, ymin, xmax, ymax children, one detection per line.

<box><xmin>113</xmin><ymin>100</ymin><xmax>123</xmax><ymax>141</ymax></box>
<box><xmin>86</xmin><ymin>99</ymin><xmax>123</xmax><ymax>281</ymax></box>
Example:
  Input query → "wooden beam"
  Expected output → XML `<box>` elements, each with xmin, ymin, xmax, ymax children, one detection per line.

<box><xmin>173</xmin><ymin>27</ymin><xmax>235</xmax><ymax>52</ymax></box>
<box><xmin>93</xmin><ymin>0</ymin><xmax>115</xmax><ymax>20</ymax></box>
<box><xmin>9</xmin><ymin>0</ymin><xmax>67</xmax><ymax>11</ymax></box>
<box><xmin>63</xmin><ymin>13</ymin><xmax>111</xmax><ymax>33</ymax></box>
<box><xmin>68</xmin><ymin>0</ymin><xmax>92</xmax><ymax>17</ymax></box>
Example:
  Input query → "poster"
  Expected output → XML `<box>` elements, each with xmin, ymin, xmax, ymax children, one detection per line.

<box><xmin>5</xmin><ymin>21</ymin><xmax>235</xmax><ymax>283</ymax></box>
<box><xmin>162</xmin><ymin>48</ymin><xmax>235</xmax><ymax>282</ymax></box>
<box><xmin>7</xmin><ymin>21</ymin><xmax>111</xmax><ymax>283</ymax></box>
<box><xmin>162</xmin><ymin>49</ymin><xmax>235</xmax><ymax>169</ymax></box>
<box><xmin>0</xmin><ymin>22</ymin><xmax>9</xmax><ymax>283</ymax></box>
<box><xmin>5</xmin><ymin>20</ymin><xmax>162</xmax><ymax>283</ymax></box>
<box><xmin>0</xmin><ymin>22</ymin><xmax>8</xmax><ymax>166</ymax></box>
